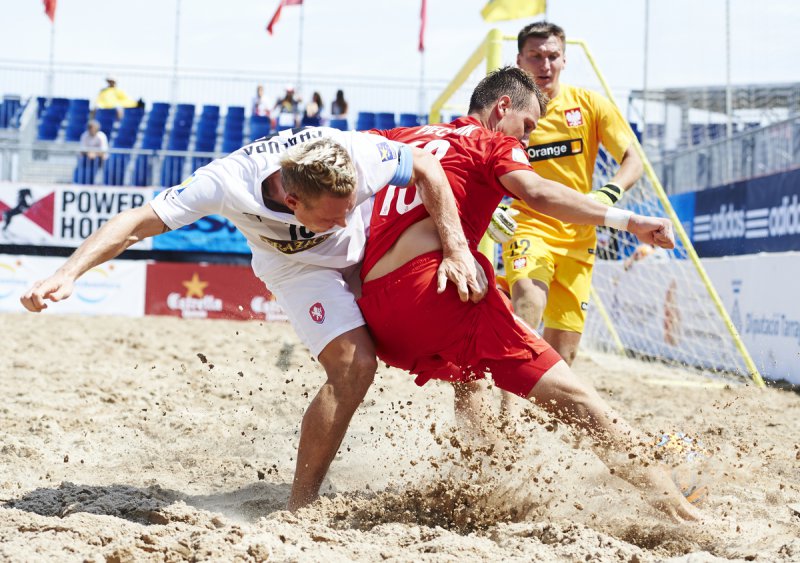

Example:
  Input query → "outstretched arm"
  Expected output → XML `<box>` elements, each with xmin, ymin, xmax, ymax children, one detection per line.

<box><xmin>409</xmin><ymin>146</ymin><xmax>487</xmax><ymax>302</ymax></box>
<box><xmin>20</xmin><ymin>204</ymin><xmax>169</xmax><ymax>312</ymax></box>
<box><xmin>500</xmin><ymin>169</ymin><xmax>674</xmax><ymax>249</ymax></box>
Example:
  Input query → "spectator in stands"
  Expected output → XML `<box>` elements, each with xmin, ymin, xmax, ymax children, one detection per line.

<box><xmin>76</xmin><ymin>119</ymin><xmax>108</xmax><ymax>185</ymax></box>
<box><xmin>272</xmin><ymin>84</ymin><xmax>302</xmax><ymax>130</ymax></box>
<box><xmin>330</xmin><ymin>89</ymin><xmax>348</xmax><ymax>120</ymax></box>
<box><xmin>252</xmin><ymin>84</ymin><xmax>271</xmax><ymax>118</ymax></box>
<box><xmin>95</xmin><ymin>76</ymin><xmax>138</xmax><ymax>119</ymax></box>
<box><xmin>301</xmin><ymin>91</ymin><xmax>324</xmax><ymax>126</ymax></box>
<box><xmin>79</xmin><ymin>119</ymin><xmax>108</xmax><ymax>162</ymax></box>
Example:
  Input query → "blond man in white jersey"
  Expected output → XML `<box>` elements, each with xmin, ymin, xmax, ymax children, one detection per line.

<box><xmin>20</xmin><ymin>127</ymin><xmax>484</xmax><ymax>511</ymax></box>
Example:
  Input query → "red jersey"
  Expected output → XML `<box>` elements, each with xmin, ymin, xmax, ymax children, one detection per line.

<box><xmin>362</xmin><ymin>116</ymin><xmax>532</xmax><ymax>278</ymax></box>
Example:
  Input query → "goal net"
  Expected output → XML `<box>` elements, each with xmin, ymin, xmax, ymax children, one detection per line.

<box><xmin>429</xmin><ymin>31</ymin><xmax>761</xmax><ymax>386</ymax></box>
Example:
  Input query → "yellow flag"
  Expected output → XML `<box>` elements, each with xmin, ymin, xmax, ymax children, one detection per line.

<box><xmin>481</xmin><ymin>0</ymin><xmax>546</xmax><ymax>22</ymax></box>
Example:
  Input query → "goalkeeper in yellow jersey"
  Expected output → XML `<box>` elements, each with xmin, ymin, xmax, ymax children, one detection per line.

<box><xmin>455</xmin><ymin>21</ymin><xmax>644</xmax><ymax>422</ymax></box>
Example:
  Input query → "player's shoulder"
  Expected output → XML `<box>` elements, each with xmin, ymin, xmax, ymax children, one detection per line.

<box><xmin>563</xmin><ymin>84</ymin><xmax>617</xmax><ymax>114</ymax></box>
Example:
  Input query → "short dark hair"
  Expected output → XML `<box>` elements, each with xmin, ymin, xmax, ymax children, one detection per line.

<box><xmin>517</xmin><ymin>21</ymin><xmax>566</xmax><ymax>53</ymax></box>
<box><xmin>468</xmin><ymin>66</ymin><xmax>548</xmax><ymax>116</ymax></box>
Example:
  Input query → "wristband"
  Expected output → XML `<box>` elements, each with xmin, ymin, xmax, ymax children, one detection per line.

<box><xmin>588</xmin><ymin>182</ymin><xmax>624</xmax><ymax>206</ymax></box>
<box><xmin>604</xmin><ymin>207</ymin><xmax>633</xmax><ymax>231</ymax></box>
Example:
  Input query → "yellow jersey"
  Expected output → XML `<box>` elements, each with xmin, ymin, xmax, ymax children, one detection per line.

<box><xmin>95</xmin><ymin>87</ymin><xmax>137</xmax><ymax>110</ymax></box>
<box><xmin>511</xmin><ymin>83</ymin><xmax>632</xmax><ymax>262</ymax></box>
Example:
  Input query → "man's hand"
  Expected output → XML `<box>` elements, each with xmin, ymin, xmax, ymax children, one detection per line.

<box><xmin>20</xmin><ymin>273</ymin><xmax>75</xmax><ymax>312</ymax></box>
<box><xmin>487</xmin><ymin>205</ymin><xmax>520</xmax><ymax>244</ymax></box>
<box><xmin>628</xmin><ymin>215</ymin><xmax>675</xmax><ymax>249</ymax></box>
<box><xmin>437</xmin><ymin>249</ymin><xmax>488</xmax><ymax>303</ymax></box>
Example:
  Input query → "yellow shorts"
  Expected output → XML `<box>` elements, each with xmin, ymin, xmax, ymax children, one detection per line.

<box><xmin>501</xmin><ymin>234</ymin><xmax>593</xmax><ymax>333</ymax></box>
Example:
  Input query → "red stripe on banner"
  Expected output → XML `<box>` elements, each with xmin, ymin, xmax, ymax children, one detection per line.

<box><xmin>23</xmin><ymin>191</ymin><xmax>55</xmax><ymax>235</ymax></box>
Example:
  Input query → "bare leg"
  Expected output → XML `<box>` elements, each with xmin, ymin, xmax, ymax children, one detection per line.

<box><xmin>452</xmin><ymin>277</ymin><xmax>549</xmax><ymax>438</ymax></box>
<box><xmin>527</xmin><ymin>360</ymin><xmax>702</xmax><ymax>521</ymax></box>
<box><xmin>287</xmin><ymin>327</ymin><xmax>377</xmax><ymax>511</ymax></box>
<box><xmin>500</xmin><ymin>278</ymin><xmax>551</xmax><ymax>415</ymax></box>
<box><xmin>541</xmin><ymin>328</ymin><xmax>582</xmax><ymax>367</ymax></box>
<box><xmin>452</xmin><ymin>380</ymin><xmax>505</xmax><ymax>450</ymax></box>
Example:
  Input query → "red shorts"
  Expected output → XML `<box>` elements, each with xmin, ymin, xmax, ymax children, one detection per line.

<box><xmin>357</xmin><ymin>251</ymin><xmax>562</xmax><ymax>397</ymax></box>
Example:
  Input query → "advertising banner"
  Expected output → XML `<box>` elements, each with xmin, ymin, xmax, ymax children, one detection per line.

<box><xmin>0</xmin><ymin>182</ymin><xmax>153</xmax><ymax>249</ymax></box>
<box><xmin>0</xmin><ymin>254</ymin><xmax>146</xmax><ymax>316</ymax></box>
<box><xmin>684</xmin><ymin>169</ymin><xmax>800</xmax><ymax>257</ymax></box>
<box><xmin>704</xmin><ymin>253</ymin><xmax>800</xmax><ymax>385</ymax></box>
<box><xmin>145</xmin><ymin>262</ymin><xmax>287</xmax><ymax>321</ymax></box>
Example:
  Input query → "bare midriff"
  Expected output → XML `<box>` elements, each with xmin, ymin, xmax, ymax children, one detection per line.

<box><xmin>363</xmin><ymin>217</ymin><xmax>441</xmax><ymax>282</ymax></box>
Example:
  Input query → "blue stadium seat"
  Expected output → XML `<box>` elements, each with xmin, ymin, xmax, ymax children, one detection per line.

<box><xmin>375</xmin><ymin>112</ymin><xmax>396</xmax><ymax>129</ymax></box>
<box><xmin>94</xmin><ymin>108</ymin><xmax>117</xmax><ymax>137</ymax></box>
<box><xmin>103</xmin><ymin>153</ymin><xmax>130</xmax><ymax>186</ymax></box>
<box><xmin>37</xmin><ymin>115</ymin><xmax>61</xmax><ymax>140</ymax></box>
<box><xmin>222</xmin><ymin>136</ymin><xmax>243</xmax><ymax>153</ymax></box>
<box><xmin>399</xmin><ymin>113</ymin><xmax>423</xmax><ymax>127</ymax></box>
<box><xmin>249</xmin><ymin>115</ymin><xmax>271</xmax><ymax>141</ymax></box>
<box><xmin>161</xmin><ymin>156</ymin><xmax>186</xmax><ymax>187</ymax></box>
<box><xmin>64</xmin><ymin>119</ymin><xmax>86</xmax><ymax>142</ymax></box>
<box><xmin>133</xmin><ymin>155</ymin><xmax>153</xmax><ymax>186</ymax></box>
<box><xmin>73</xmin><ymin>155</ymin><xmax>101</xmax><ymax>185</ymax></box>
<box><xmin>329</xmin><ymin>118</ymin><xmax>348</xmax><ymax>130</ymax></box>
<box><xmin>356</xmin><ymin>112</ymin><xmax>376</xmax><ymax>131</ymax></box>
<box><xmin>1</xmin><ymin>95</ymin><xmax>23</xmax><ymax>128</ymax></box>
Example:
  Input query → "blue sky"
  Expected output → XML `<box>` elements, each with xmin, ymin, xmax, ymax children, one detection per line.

<box><xmin>2</xmin><ymin>0</ymin><xmax>799</xmax><ymax>104</ymax></box>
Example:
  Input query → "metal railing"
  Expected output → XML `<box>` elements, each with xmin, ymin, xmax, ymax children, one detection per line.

<box><xmin>0</xmin><ymin>141</ymin><xmax>224</xmax><ymax>187</ymax></box>
<box><xmin>652</xmin><ymin>116</ymin><xmax>800</xmax><ymax>194</ymax></box>
<box><xmin>0</xmin><ymin>59</ymin><xmax>449</xmax><ymax>119</ymax></box>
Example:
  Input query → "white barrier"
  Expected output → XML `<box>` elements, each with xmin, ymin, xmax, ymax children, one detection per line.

<box><xmin>703</xmin><ymin>253</ymin><xmax>800</xmax><ymax>384</ymax></box>
<box><xmin>0</xmin><ymin>254</ymin><xmax>146</xmax><ymax>317</ymax></box>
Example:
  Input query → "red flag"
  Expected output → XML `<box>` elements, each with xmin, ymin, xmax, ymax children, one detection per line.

<box><xmin>419</xmin><ymin>0</ymin><xmax>427</xmax><ymax>52</ymax></box>
<box><xmin>267</xmin><ymin>0</ymin><xmax>303</xmax><ymax>35</ymax></box>
<box><xmin>43</xmin><ymin>0</ymin><xmax>57</xmax><ymax>22</ymax></box>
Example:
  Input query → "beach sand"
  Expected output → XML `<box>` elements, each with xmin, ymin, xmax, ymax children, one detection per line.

<box><xmin>1</xmin><ymin>312</ymin><xmax>798</xmax><ymax>561</ymax></box>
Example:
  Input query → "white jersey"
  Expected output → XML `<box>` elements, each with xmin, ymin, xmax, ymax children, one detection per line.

<box><xmin>149</xmin><ymin>127</ymin><xmax>412</xmax><ymax>286</ymax></box>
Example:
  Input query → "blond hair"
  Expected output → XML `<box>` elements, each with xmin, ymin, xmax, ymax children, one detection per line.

<box><xmin>279</xmin><ymin>137</ymin><xmax>357</xmax><ymax>201</ymax></box>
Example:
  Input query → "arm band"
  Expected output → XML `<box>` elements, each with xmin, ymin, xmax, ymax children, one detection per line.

<box><xmin>604</xmin><ymin>207</ymin><xmax>633</xmax><ymax>231</ymax></box>
<box><xmin>388</xmin><ymin>144</ymin><xmax>414</xmax><ymax>187</ymax></box>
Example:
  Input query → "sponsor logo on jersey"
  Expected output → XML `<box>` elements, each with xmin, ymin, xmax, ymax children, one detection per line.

<box><xmin>512</xmin><ymin>256</ymin><xmax>527</xmax><ymax>270</ymax></box>
<box><xmin>526</xmin><ymin>139</ymin><xmax>583</xmax><ymax>162</ymax></box>
<box><xmin>376</xmin><ymin>142</ymin><xmax>396</xmax><ymax>162</ymax></box>
<box><xmin>259</xmin><ymin>233</ymin><xmax>333</xmax><ymax>254</ymax></box>
<box><xmin>511</xmin><ymin>147</ymin><xmax>528</xmax><ymax>164</ymax></box>
<box><xmin>309</xmin><ymin>302</ymin><xmax>326</xmax><ymax>324</ymax></box>
<box><xmin>175</xmin><ymin>174</ymin><xmax>198</xmax><ymax>195</ymax></box>
<box><xmin>565</xmin><ymin>107</ymin><xmax>583</xmax><ymax>127</ymax></box>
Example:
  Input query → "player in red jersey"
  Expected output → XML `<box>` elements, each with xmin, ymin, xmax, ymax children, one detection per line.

<box><xmin>357</xmin><ymin>66</ymin><xmax>700</xmax><ymax>521</ymax></box>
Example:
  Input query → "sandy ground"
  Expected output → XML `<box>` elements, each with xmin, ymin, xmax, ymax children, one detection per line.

<box><xmin>0</xmin><ymin>312</ymin><xmax>798</xmax><ymax>562</ymax></box>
